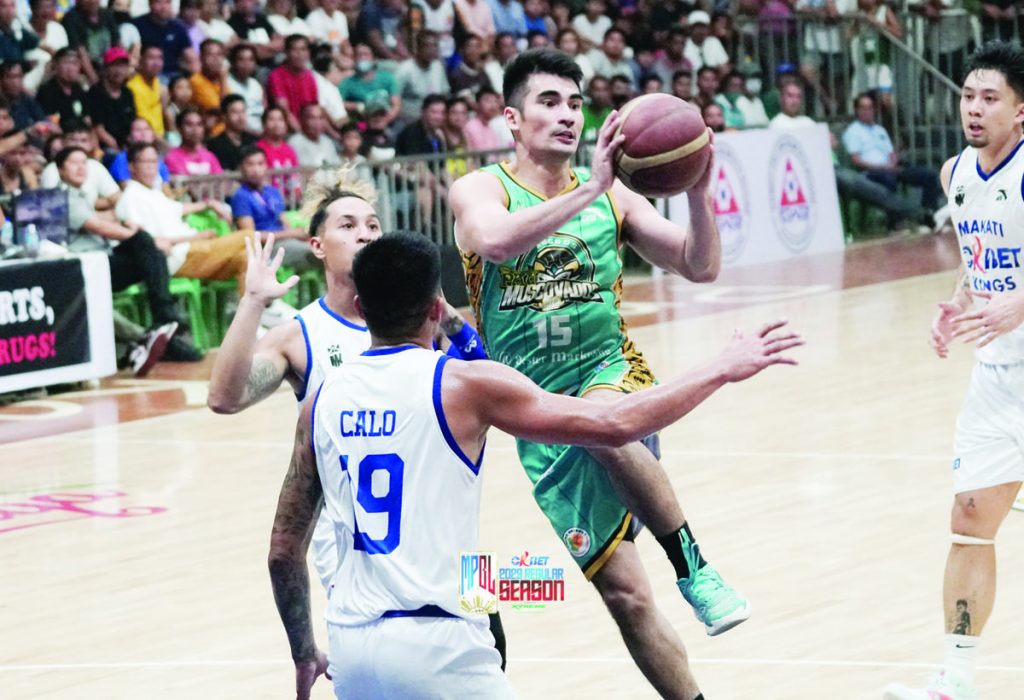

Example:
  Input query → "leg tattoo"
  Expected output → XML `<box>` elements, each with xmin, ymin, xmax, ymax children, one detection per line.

<box><xmin>954</xmin><ymin>599</ymin><xmax>972</xmax><ymax>635</ymax></box>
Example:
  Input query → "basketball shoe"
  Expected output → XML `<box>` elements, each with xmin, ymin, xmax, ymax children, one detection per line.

<box><xmin>678</xmin><ymin>565</ymin><xmax>752</xmax><ymax>636</ymax></box>
<box><xmin>883</xmin><ymin>669</ymin><xmax>978</xmax><ymax>700</ymax></box>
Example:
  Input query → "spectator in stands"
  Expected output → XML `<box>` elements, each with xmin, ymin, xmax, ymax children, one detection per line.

<box><xmin>761</xmin><ymin>65</ymin><xmax>798</xmax><ymax>119</ymax></box>
<box><xmin>0</xmin><ymin>61</ymin><xmax>45</xmax><ymax>132</ymax></box>
<box><xmin>178</xmin><ymin>0</ymin><xmax>206</xmax><ymax>54</ymax></box>
<box><xmin>631</xmin><ymin>41</ymin><xmax>661</xmax><ymax>89</ymax></box>
<box><xmin>288</xmin><ymin>103</ymin><xmax>341</xmax><ymax>167</ymax></box>
<box><xmin>359</xmin><ymin>105</ymin><xmax>397</xmax><ymax>159</ymax></box>
<box><xmin>797</xmin><ymin>0</ymin><xmax>851</xmax><ymax>116</ymax></box>
<box><xmin>487</xmin><ymin>0</ymin><xmax>527</xmax><ymax>39</ymax></box>
<box><xmin>842</xmin><ymin>90</ymin><xmax>941</xmax><ymax>216</ymax></box>
<box><xmin>716</xmin><ymin>70</ymin><xmax>769</xmax><ymax>129</ymax></box>
<box><xmin>206</xmin><ymin>94</ymin><xmax>257</xmax><ymax>170</ymax></box>
<box><xmin>442</xmin><ymin>95</ymin><xmax>470</xmax><ymax>177</ymax></box>
<box><xmin>197</xmin><ymin>0</ymin><xmax>238</xmax><ymax>47</ymax></box>
<box><xmin>526</xmin><ymin>27</ymin><xmax>548</xmax><ymax>47</ymax></box>
<box><xmin>771</xmin><ymin>80</ymin><xmax>926</xmax><ymax>233</ymax></box>
<box><xmin>0</xmin><ymin>135</ymin><xmax>37</xmax><ymax>196</ymax></box>
<box><xmin>41</xmin><ymin>120</ymin><xmax>120</xmax><ymax>209</ymax></box>
<box><xmin>653</xmin><ymin>27</ymin><xmax>693</xmax><ymax>90</ymax></box>
<box><xmin>582</xmin><ymin>74</ymin><xmax>611</xmax><ymax>142</ymax></box>
<box><xmin>711</xmin><ymin>11</ymin><xmax>739</xmax><ymax>58</ymax></box>
<box><xmin>641</xmin><ymin>74</ymin><xmax>662</xmax><ymax>94</ymax></box>
<box><xmin>127</xmin><ymin>45</ymin><xmax>167</xmax><ymax>139</ymax></box>
<box><xmin>341</xmin><ymin>43</ymin><xmax>400</xmax><ymax>124</ymax></box>
<box><xmin>310</xmin><ymin>46</ymin><xmax>349</xmax><ymax>132</ymax></box>
<box><xmin>608</xmin><ymin>74</ymin><xmax>633</xmax><ymax>109</ymax></box>
<box><xmin>701</xmin><ymin>102</ymin><xmax>726</xmax><ymax>132</ymax></box>
<box><xmin>356</xmin><ymin>0</ymin><xmax>410</xmax><ymax>61</ymax></box>
<box><xmin>449</xmin><ymin>34</ymin><xmax>492</xmax><ymax>101</ymax></box>
<box><xmin>572</xmin><ymin>0</ymin><xmax>611</xmax><ymax>52</ymax></box>
<box><xmin>267</xmin><ymin>0</ymin><xmax>311</xmax><ymax>40</ymax></box>
<box><xmin>483</xmin><ymin>31</ymin><xmax>518</xmax><ymax>94</ymax></box>
<box><xmin>979</xmin><ymin>0</ymin><xmax>1019</xmax><ymax>41</ymax></box>
<box><xmin>85</xmin><ymin>48</ymin><xmax>137</xmax><ymax>153</ymax></box>
<box><xmin>647</xmin><ymin>0</ymin><xmax>685</xmax><ymax>47</ymax></box>
<box><xmin>412</xmin><ymin>0</ymin><xmax>456</xmax><ymax>59</ymax></box>
<box><xmin>267</xmin><ymin>34</ymin><xmax>317</xmax><ymax>133</ymax></box>
<box><xmin>684</xmin><ymin>10</ymin><xmax>731</xmax><ymax>75</ymax></box>
<box><xmin>849</xmin><ymin>0</ymin><xmax>901</xmax><ymax>110</ymax></box>
<box><xmin>190</xmin><ymin>38</ymin><xmax>227</xmax><ymax>128</ymax></box>
<box><xmin>108</xmin><ymin>117</ymin><xmax>171</xmax><ymax>188</ymax></box>
<box><xmin>339</xmin><ymin>122</ymin><xmax>367</xmax><ymax>169</ymax></box>
<box><xmin>307</xmin><ymin>0</ymin><xmax>351</xmax><ymax>54</ymax></box>
<box><xmin>524</xmin><ymin>0</ymin><xmax>555</xmax><ymax>38</ymax></box>
<box><xmin>225</xmin><ymin>43</ymin><xmax>264</xmax><ymax>134</ymax></box>
<box><xmin>0</xmin><ymin>0</ymin><xmax>39</xmax><ymax>67</ymax></box>
<box><xmin>588</xmin><ymin>28</ymin><xmax>635</xmax><ymax>88</ymax></box>
<box><xmin>230</xmin><ymin>145</ymin><xmax>314</xmax><ymax>269</ymax></box>
<box><xmin>26</xmin><ymin>0</ymin><xmax>69</xmax><ymax>94</ymax></box>
<box><xmin>256</xmin><ymin>105</ymin><xmax>299</xmax><ymax>195</ymax></box>
<box><xmin>454</xmin><ymin>0</ymin><xmax>495</xmax><ymax>48</ymax></box>
<box><xmin>396</xmin><ymin>92</ymin><xmax>446</xmax><ymax>155</ymax></box>
<box><xmin>118</xmin><ymin>142</ymin><xmax>256</xmax><ymax>297</ymax></box>
<box><xmin>36</xmin><ymin>48</ymin><xmax>85</xmax><ymax>126</ymax></box>
<box><xmin>166</xmin><ymin>106</ymin><xmax>223</xmax><ymax>175</ymax></box>
<box><xmin>694</xmin><ymin>65</ymin><xmax>719</xmax><ymax>109</ymax></box>
<box><xmin>463</xmin><ymin>86</ymin><xmax>502</xmax><ymax>150</ymax></box>
<box><xmin>671</xmin><ymin>69</ymin><xmax>696</xmax><ymax>104</ymax></box>
<box><xmin>555</xmin><ymin>28</ymin><xmax>594</xmax><ymax>88</ymax></box>
<box><xmin>133</xmin><ymin>0</ymin><xmax>194</xmax><ymax>78</ymax></box>
<box><xmin>165</xmin><ymin>74</ymin><xmax>192</xmax><ymax>145</ymax></box>
<box><xmin>395</xmin><ymin>30</ymin><xmax>450</xmax><ymax>126</ymax></box>
<box><xmin>57</xmin><ymin>145</ymin><xmax>203</xmax><ymax>361</ymax></box>
<box><xmin>228</xmin><ymin>0</ymin><xmax>284</xmax><ymax>65</ymax></box>
<box><xmin>61</xmin><ymin>0</ymin><xmax>118</xmax><ymax>84</ymax></box>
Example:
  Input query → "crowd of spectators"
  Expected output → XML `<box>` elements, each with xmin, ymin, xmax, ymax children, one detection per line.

<box><xmin>0</xmin><ymin>0</ymin><xmax>998</xmax><ymax>375</ymax></box>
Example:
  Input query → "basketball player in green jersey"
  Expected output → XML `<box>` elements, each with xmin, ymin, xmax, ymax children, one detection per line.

<box><xmin>450</xmin><ymin>48</ymin><xmax>737</xmax><ymax>699</ymax></box>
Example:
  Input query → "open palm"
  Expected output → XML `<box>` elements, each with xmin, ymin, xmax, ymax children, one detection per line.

<box><xmin>244</xmin><ymin>232</ymin><xmax>300</xmax><ymax>305</ymax></box>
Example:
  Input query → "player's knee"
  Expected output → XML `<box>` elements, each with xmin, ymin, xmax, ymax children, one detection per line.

<box><xmin>950</xmin><ymin>495</ymin><xmax>998</xmax><ymax>539</ymax></box>
<box><xmin>598</xmin><ymin>576</ymin><xmax>655</xmax><ymax>624</ymax></box>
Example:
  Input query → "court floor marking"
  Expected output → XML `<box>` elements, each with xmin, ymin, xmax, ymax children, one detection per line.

<box><xmin>1</xmin><ymin>657</ymin><xmax>1022</xmax><ymax>673</ymax></box>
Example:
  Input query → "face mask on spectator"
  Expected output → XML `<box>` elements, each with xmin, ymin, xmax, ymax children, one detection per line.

<box><xmin>746</xmin><ymin>78</ymin><xmax>762</xmax><ymax>95</ymax></box>
<box><xmin>356</xmin><ymin>59</ymin><xmax>375</xmax><ymax>74</ymax></box>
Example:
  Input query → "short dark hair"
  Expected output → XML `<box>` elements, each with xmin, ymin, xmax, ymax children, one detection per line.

<box><xmin>127</xmin><ymin>141</ymin><xmax>157</xmax><ymax>163</ymax></box>
<box><xmin>262</xmin><ymin>105</ymin><xmax>288</xmax><ymax>124</ymax></box>
<box><xmin>421</xmin><ymin>93</ymin><xmax>446</xmax><ymax>112</ymax></box>
<box><xmin>603</xmin><ymin>27</ymin><xmax>626</xmax><ymax>43</ymax></box>
<box><xmin>220</xmin><ymin>93</ymin><xmax>245</xmax><ymax>113</ymax></box>
<box><xmin>476</xmin><ymin>86</ymin><xmax>499</xmax><ymax>102</ymax></box>
<box><xmin>340</xmin><ymin>122</ymin><xmax>362</xmax><ymax>137</ymax></box>
<box><xmin>446</xmin><ymin>95</ymin><xmax>470</xmax><ymax>111</ymax></box>
<box><xmin>228</xmin><ymin>42</ymin><xmax>256</xmax><ymax>64</ymax></box>
<box><xmin>175</xmin><ymin>105</ymin><xmax>203</xmax><ymax>131</ymax></box>
<box><xmin>854</xmin><ymin>90</ymin><xmax>876</xmax><ymax>109</ymax></box>
<box><xmin>54</xmin><ymin>146</ymin><xmax>86</xmax><ymax>170</ymax></box>
<box><xmin>285</xmin><ymin>34</ymin><xmax>309</xmax><ymax>51</ymax></box>
<box><xmin>965</xmin><ymin>40</ymin><xmax>1024</xmax><ymax>99</ymax></box>
<box><xmin>140</xmin><ymin>43</ymin><xmax>163</xmax><ymax>56</ymax></box>
<box><xmin>54</xmin><ymin>47</ymin><xmax>78</xmax><ymax>62</ymax></box>
<box><xmin>61</xmin><ymin>118</ymin><xmax>90</xmax><ymax>136</ymax></box>
<box><xmin>697</xmin><ymin>65</ymin><xmax>718</xmax><ymax>79</ymax></box>
<box><xmin>200</xmin><ymin>38</ymin><xmax>224</xmax><ymax>54</ymax></box>
<box><xmin>502</xmin><ymin>47</ymin><xmax>583</xmax><ymax>108</ymax></box>
<box><xmin>671</xmin><ymin>69</ymin><xmax>693</xmax><ymax>82</ymax></box>
<box><xmin>308</xmin><ymin>186</ymin><xmax>369</xmax><ymax>238</ymax></box>
<box><xmin>0</xmin><ymin>61</ymin><xmax>25</xmax><ymax>77</ymax></box>
<box><xmin>238</xmin><ymin>144</ymin><xmax>265</xmax><ymax>165</ymax></box>
<box><xmin>352</xmin><ymin>232</ymin><xmax>441</xmax><ymax>340</ymax></box>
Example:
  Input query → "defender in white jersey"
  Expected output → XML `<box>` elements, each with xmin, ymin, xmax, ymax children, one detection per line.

<box><xmin>269</xmin><ymin>233</ymin><xmax>803</xmax><ymax>699</ymax></box>
<box><xmin>885</xmin><ymin>41</ymin><xmax>1024</xmax><ymax>700</ymax></box>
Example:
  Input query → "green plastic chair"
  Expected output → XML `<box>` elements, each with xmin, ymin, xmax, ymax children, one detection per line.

<box><xmin>169</xmin><ymin>277</ymin><xmax>210</xmax><ymax>350</ymax></box>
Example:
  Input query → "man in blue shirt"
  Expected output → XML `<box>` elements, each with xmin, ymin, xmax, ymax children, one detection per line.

<box><xmin>230</xmin><ymin>145</ymin><xmax>316</xmax><ymax>270</ymax></box>
<box><xmin>133</xmin><ymin>0</ymin><xmax>194</xmax><ymax>77</ymax></box>
<box><xmin>487</xmin><ymin>0</ymin><xmax>527</xmax><ymax>39</ymax></box>
<box><xmin>841</xmin><ymin>91</ymin><xmax>942</xmax><ymax>215</ymax></box>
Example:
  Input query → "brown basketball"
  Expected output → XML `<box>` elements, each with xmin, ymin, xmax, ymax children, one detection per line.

<box><xmin>613</xmin><ymin>94</ymin><xmax>711</xmax><ymax>198</ymax></box>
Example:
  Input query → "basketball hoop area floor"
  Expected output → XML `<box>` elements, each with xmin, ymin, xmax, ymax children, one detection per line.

<box><xmin>4</xmin><ymin>233</ymin><xmax>1023</xmax><ymax>700</ymax></box>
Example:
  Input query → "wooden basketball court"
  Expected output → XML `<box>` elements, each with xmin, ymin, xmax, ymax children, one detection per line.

<box><xmin>3</xmin><ymin>233</ymin><xmax>1022</xmax><ymax>699</ymax></box>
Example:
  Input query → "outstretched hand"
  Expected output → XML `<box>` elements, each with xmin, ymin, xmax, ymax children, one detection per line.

<box><xmin>294</xmin><ymin>648</ymin><xmax>329</xmax><ymax>700</ymax></box>
<box><xmin>951</xmin><ymin>289</ymin><xmax>1024</xmax><ymax>348</ymax></box>
<box><xmin>718</xmin><ymin>320</ymin><xmax>804</xmax><ymax>382</ymax></box>
<box><xmin>244</xmin><ymin>232</ymin><xmax>299</xmax><ymax>306</ymax></box>
<box><xmin>589</xmin><ymin>110</ymin><xmax>626</xmax><ymax>194</ymax></box>
<box><xmin>929</xmin><ymin>301</ymin><xmax>963</xmax><ymax>358</ymax></box>
<box><xmin>687</xmin><ymin>127</ymin><xmax>716</xmax><ymax>195</ymax></box>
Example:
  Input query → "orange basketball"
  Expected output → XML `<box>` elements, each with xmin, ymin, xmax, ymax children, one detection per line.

<box><xmin>613</xmin><ymin>94</ymin><xmax>712</xmax><ymax>198</ymax></box>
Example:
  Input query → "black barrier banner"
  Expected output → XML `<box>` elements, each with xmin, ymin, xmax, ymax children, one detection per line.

<box><xmin>0</xmin><ymin>258</ymin><xmax>90</xmax><ymax>377</ymax></box>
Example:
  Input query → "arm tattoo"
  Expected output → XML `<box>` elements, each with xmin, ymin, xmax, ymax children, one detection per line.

<box><xmin>268</xmin><ymin>415</ymin><xmax>324</xmax><ymax>662</ymax></box>
<box><xmin>245</xmin><ymin>356</ymin><xmax>285</xmax><ymax>405</ymax></box>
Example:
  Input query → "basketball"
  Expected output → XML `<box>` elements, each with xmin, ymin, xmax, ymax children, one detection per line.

<box><xmin>613</xmin><ymin>94</ymin><xmax>712</xmax><ymax>198</ymax></box>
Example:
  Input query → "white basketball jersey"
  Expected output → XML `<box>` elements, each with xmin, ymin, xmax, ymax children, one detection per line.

<box><xmin>295</xmin><ymin>297</ymin><xmax>370</xmax><ymax>591</ymax></box>
<box><xmin>948</xmin><ymin>142</ymin><xmax>1024</xmax><ymax>364</ymax></box>
<box><xmin>311</xmin><ymin>346</ymin><xmax>486</xmax><ymax>627</ymax></box>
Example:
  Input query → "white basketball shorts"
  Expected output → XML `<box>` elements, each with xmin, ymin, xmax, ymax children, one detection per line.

<box><xmin>952</xmin><ymin>361</ymin><xmax>1024</xmax><ymax>494</ymax></box>
<box><xmin>327</xmin><ymin>615</ymin><xmax>514</xmax><ymax>699</ymax></box>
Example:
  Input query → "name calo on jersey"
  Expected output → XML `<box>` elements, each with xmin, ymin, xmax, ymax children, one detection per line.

<box><xmin>948</xmin><ymin>142</ymin><xmax>1024</xmax><ymax>363</ymax></box>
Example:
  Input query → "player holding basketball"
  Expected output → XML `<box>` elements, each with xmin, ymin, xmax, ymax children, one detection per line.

<box><xmin>449</xmin><ymin>48</ymin><xmax>731</xmax><ymax>698</ymax></box>
<box><xmin>885</xmin><ymin>41</ymin><xmax>1024</xmax><ymax>700</ymax></box>
<box><xmin>269</xmin><ymin>232</ymin><xmax>803</xmax><ymax>699</ymax></box>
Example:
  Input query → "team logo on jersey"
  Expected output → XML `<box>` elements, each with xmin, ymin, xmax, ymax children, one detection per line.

<box><xmin>497</xmin><ymin>233</ymin><xmax>602</xmax><ymax>312</ymax></box>
<box><xmin>711</xmin><ymin>142</ymin><xmax>751</xmax><ymax>265</ymax></box>
<box><xmin>962</xmin><ymin>235</ymin><xmax>1022</xmax><ymax>274</ymax></box>
<box><xmin>562</xmin><ymin>528</ymin><xmax>591</xmax><ymax>558</ymax></box>
<box><xmin>954</xmin><ymin>186</ymin><xmax>965</xmax><ymax>208</ymax></box>
<box><xmin>769</xmin><ymin>136</ymin><xmax>817</xmax><ymax>253</ymax></box>
<box><xmin>997</xmin><ymin>188</ymin><xmax>1008</xmax><ymax>201</ymax></box>
<box><xmin>327</xmin><ymin>344</ymin><xmax>343</xmax><ymax>368</ymax></box>
<box><xmin>459</xmin><ymin>551</ymin><xmax>498</xmax><ymax>614</ymax></box>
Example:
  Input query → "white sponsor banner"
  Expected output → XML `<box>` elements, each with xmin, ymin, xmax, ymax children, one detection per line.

<box><xmin>664</xmin><ymin>125</ymin><xmax>844</xmax><ymax>268</ymax></box>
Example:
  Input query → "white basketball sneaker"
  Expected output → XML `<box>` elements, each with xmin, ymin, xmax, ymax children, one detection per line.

<box><xmin>884</xmin><ymin>669</ymin><xmax>977</xmax><ymax>700</ymax></box>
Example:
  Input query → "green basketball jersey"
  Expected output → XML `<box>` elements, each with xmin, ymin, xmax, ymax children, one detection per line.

<box><xmin>462</xmin><ymin>162</ymin><xmax>650</xmax><ymax>394</ymax></box>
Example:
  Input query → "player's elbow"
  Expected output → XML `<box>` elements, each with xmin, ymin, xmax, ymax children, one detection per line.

<box><xmin>595</xmin><ymin>414</ymin><xmax>638</xmax><ymax>448</ymax></box>
<box><xmin>681</xmin><ymin>263</ymin><xmax>719</xmax><ymax>284</ymax></box>
<box><xmin>268</xmin><ymin>533</ymin><xmax>304</xmax><ymax>570</ymax></box>
<box><xmin>207</xmin><ymin>390</ymin><xmax>242</xmax><ymax>414</ymax></box>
